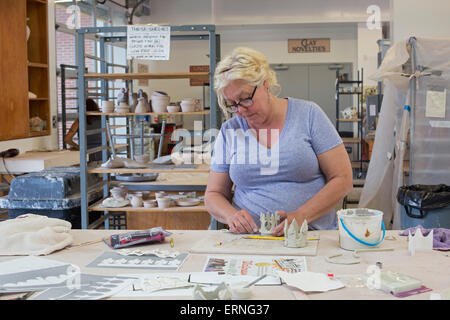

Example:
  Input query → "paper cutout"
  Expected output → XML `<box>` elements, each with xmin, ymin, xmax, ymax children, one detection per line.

<box><xmin>408</xmin><ymin>229</ymin><xmax>433</xmax><ymax>255</ymax></box>
<box><xmin>277</xmin><ymin>270</ymin><xmax>345</xmax><ymax>292</ymax></box>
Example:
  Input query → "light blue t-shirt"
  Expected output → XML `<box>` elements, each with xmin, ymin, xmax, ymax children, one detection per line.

<box><xmin>210</xmin><ymin>98</ymin><xmax>343</xmax><ymax>230</ymax></box>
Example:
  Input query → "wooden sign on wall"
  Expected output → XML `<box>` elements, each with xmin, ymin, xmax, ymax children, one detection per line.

<box><xmin>288</xmin><ymin>38</ymin><xmax>330</xmax><ymax>53</ymax></box>
<box><xmin>137</xmin><ymin>63</ymin><xmax>149</xmax><ymax>86</ymax></box>
<box><xmin>189</xmin><ymin>65</ymin><xmax>209</xmax><ymax>86</ymax></box>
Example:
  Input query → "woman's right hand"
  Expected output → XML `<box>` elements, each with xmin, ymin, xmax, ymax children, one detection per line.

<box><xmin>226</xmin><ymin>210</ymin><xmax>259</xmax><ymax>234</ymax></box>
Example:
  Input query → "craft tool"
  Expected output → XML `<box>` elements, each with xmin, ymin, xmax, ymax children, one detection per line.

<box><xmin>66</xmin><ymin>239</ymin><xmax>103</xmax><ymax>249</ymax></box>
<box><xmin>106</xmin><ymin>229</ymin><xmax>166</xmax><ymax>249</ymax></box>
<box><xmin>243</xmin><ymin>274</ymin><xmax>268</xmax><ymax>288</ymax></box>
<box><xmin>244</xmin><ymin>235</ymin><xmax>320</xmax><ymax>241</ymax></box>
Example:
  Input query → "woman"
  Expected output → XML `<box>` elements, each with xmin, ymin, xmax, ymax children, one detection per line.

<box><xmin>205</xmin><ymin>47</ymin><xmax>353</xmax><ymax>235</ymax></box>
<box><xmin>64</xmin><ymin>99</ymin><xmax>103</xmax><ymax>162</ymax></box>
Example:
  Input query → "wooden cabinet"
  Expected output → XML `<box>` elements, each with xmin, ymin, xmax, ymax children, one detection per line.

<box><xmin>0</xmin><ymin>0</ymin><xmax>50</xmax><ymax>141</ymax></box>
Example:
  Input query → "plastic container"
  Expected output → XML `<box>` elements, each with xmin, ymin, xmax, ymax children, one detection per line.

<box><xmin>397</xmin><ymin>184</ymin><xmax>450</xmax><ymax>229</ymax></box>
<box><xmin>337</xmin><ymin>208</ymin><xmax>385</xmax><ymax>251</ymax></box>
<box><xmin>0</xmin><ymin>166</ymin><xmax>102</xmax><ymax>228</ymax></box>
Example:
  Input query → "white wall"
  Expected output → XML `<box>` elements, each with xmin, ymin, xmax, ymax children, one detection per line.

<box><xmin>391</xmin><ymin>0</ymin><xmax>450</xmax><ymax>43</ymax></box>
<box><xmin>140</xmin><ymin>0</ymin><xmax>390</xmax><ymax>25</ymax></box>
<box><xmin>0</xmin><ymin>0</ymin><xmax>59</xmax><ymax>153</ymax></box>
<box><xmin>357</xmin><ymin>23</ymin><xmax>382</xmax><ymax>86</ymax></box>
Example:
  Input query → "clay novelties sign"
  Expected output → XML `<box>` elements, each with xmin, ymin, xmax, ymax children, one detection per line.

<box><xmin>288</xmin><ymin>38</ymin><xmax>330</xmax><ymax>53</ymax></box>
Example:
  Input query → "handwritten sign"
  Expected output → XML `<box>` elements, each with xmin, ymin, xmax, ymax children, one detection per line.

<box><xmin>288</xmin><ymin>38</ymin><xmax>330</xmax><ymax>53</ymax></box>
<box><xmin>127</xmin><ymin>25</ymin><xmax>171</xmax><ymax>60</ymax></box>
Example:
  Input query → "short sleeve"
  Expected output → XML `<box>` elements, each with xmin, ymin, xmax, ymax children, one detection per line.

<box><xmin>309</xmin><ymin>103</ymin><xmax>343</xmax><ymax>155</ymax></box>
<box><xmin>210</xmin><ymin>124</ymin><xmax>231</xmax><ymax>172</ymax></box>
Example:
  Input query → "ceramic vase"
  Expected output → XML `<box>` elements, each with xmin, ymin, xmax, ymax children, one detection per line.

<box><xmin>135</xmin><ymin>97</ymin><xmax>147</xmax><ymax>113</ymax></box>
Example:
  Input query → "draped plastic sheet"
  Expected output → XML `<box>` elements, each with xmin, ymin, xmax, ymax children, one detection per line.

<box><xmin>359</xmin><ymin>37</ymin><xmax>450</xmax><ymax>229</ymax></box>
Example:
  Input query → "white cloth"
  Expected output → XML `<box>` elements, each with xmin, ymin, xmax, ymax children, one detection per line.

<box><xmin>0</xmin><ymin>214</ymin><xmax>73</xmax><ymax>256</ymax></box>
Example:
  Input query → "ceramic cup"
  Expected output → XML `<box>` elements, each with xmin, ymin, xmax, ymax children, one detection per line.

<box><xmin>143</xmin><ymin>199</ymin><xmax>157</xmax><ymax>208</ymax></box>
<box><xmin>101</xmin><ymin>101</ymin><xmax>114</xmax><ymax>113</ymax></box>
<box><xmin>180</xmin><ymin>102</ymin><xmax>196</xmax><ymax>112</ymax></box>
<box><xmin>157</xmin><ymin>197</ymin><xmax>171</xmax><ymax>209</ymax></box>
<box><xmin>134</xmin><ymin>154</ymin><xmax>150</xmax><ymax>164</ymax></box>
<box><xmin>128</xmin><ymin>194</ymin><xmax>143</xmax><ymax>208</ymax></box>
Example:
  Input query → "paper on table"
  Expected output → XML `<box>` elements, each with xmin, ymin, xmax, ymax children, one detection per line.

<box><xmin>202</xmin><ymin>255</ymin><xmax>307</xmax><ymax>278</ymax></box>
<box><xmin>0</xmin><ymin>256</ymin><xmax>79</xmax><ymax>293</ymax></box>
<box><xmin>189</xmin><ymin>272</ymin><xmax>282</xmax><ymax>286</ymax></box>
<box><xmin>277</xmin><ymin>271</ymin><xmax>345</xmax><ymax>293</ymax></box>
<box><xmin>0</xmin><ymin>256</ymin><xmax>70</xmax><ymax>275</ymax></box>
<box><xmin>114</xmin><ymin>273</ymin><xmax>193</xmax><ymax>297</ymax></box>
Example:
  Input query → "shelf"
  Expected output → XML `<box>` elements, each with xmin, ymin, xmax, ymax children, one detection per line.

<box><xmin>88</xmin><ymin>164</ymin><xmax>210</xmax><ymax>174</ymax></box>
<box><xmin>338</xmin><ymin>80</ymin><xmax>362</xmax><ymax>84</ymax></box>
<box><xmin>28</xmin><ymin>62</ymin><xmax>48</xmax><ymax>68</ymax></box>
<box><xmin>29</xmin><ymin>98</ymin><xmax>48</xmax><ymax>101</ymax></box>
<box><xmin>29</xmin><ymin>130</ymin><xmax>50</xmax><ymax>137</ymax></box>
<box><xmin>338</xmin><ymin>91</ymin><xmax>362</xmax><ymax>95</ymax></box>
<box><xmin>28</xmin><ymin>0</ymin><xmax>47</xmax><ymax>4</ymax></box>
<box><xmin>342</xmin><ymin>138</ymin><xmax>361</xmax><ymax>143</ymax></box>
<box><xmin>89</xmin><ymin>199</ymin><xmax>207</xmax><ymax>213</ymax></box>
<box><xmin>84</xmin><ymin>72</ymin><xmax>209</xmax><ymax>80</ymax></box>
<box><xmin>86</xmin><ymin>110</ymin><xmax>210</xmax><ymax>116</ymax></box>
<box><xmin>337</xmin><ymin>118</ymin><xmax>361</xmax><ymax>122</ymax></box>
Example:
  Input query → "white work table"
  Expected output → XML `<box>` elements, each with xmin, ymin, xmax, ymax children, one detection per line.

<box><xmin>1</xmin><ymin>229</ymin><xmax>449</xmax><ymax>301</ymax></box>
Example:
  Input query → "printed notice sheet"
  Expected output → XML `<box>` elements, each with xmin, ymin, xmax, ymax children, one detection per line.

<box><xmin>127</xmin><ymin>25</ymin><xmax>170</xmax><ymax>60</ymax></box>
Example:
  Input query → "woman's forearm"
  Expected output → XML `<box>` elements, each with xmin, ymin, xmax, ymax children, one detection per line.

<box><xmin>204</xmin><ymin>192</ymin><xmax>238</xmax><ymax>224</ymax></box>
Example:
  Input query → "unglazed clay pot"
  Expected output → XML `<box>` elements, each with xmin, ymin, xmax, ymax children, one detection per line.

<box><xmin>135</xmin><ymin>97</ymin><xmax>147</xmax><ymax>113</ymax></box>
<box><xmin>128</xmin><ymin>194</ymin><xmax>143</xmax><ymax>208</ymax></box>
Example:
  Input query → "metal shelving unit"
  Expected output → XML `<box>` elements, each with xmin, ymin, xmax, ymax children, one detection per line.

<box><xmin>76</xmin><ymin>25</ymin><xmax>220</xmax><ymax>229</ymax></box>
<box><xmin>335</xmin><ymin>69</ymin><xmax>365</xmax><ymax>175</ymax></box>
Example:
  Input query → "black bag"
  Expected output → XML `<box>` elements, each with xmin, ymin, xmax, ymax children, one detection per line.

<box><xmin>397</xmin><ymin>184</ymin><xmax>450</xmax><ymax>219</ymax></box>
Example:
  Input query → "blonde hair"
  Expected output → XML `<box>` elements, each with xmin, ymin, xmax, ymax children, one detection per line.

<box><xmin>214</xmin><ymin>47</ymin><xmax>280</xmax><ymax>114</ymax></box>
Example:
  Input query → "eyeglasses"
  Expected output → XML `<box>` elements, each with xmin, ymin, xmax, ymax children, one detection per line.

<box><xmin>225</xmin><ymin>86</ymin><xmax>257</xmax><ymax>113</ymax></box>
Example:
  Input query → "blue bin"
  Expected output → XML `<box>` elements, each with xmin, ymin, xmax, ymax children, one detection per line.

<box><xmin>397</xmin><ymin>184</ymin><xmax>450</xmax><ymax>229</ymax></box>
<box><xmin>0</xmin><ymin>166</ymin><xmax>102</xmax><ymax>229</ymax></box>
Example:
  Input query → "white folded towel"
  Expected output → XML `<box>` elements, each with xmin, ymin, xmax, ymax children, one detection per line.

<box><xmin>0</xmin><ymin>214</ymin><xmax>73</xmax><ymax>256</ymax></box>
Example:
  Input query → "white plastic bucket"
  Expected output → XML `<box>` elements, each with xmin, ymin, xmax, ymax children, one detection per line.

<box><xmin>337</xmin><ymin>208</ymin><xmax>385</xmax><ymax>251</ymax></box>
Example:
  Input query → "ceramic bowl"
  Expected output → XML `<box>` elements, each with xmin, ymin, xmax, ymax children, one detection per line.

<box><xmin>180</xmin><ymin>102</ymin><xmax>196</xmax><ymax>112</ymax></box>
<box><xmin>167</xmin><ymin>105</ymin><xmax>180</xmax><ymax>113</ymax></box>
<box><xmin>157</xmin><ymin>197</ymin><xmax>171</xmax><ymax>209</ymax></box>
<box><xmin>152</xmin><ymin>91</ymin><xmax>168</xmax><ymax>97</ymax></box>
<box><xmin>143</xmin><ymin>199</ymin><xmax>157</xmax><ymax>208</ymax></box>
<box><xmin>151</xmin><ymin>94</ymin><xmax>170</xmax><ymax>101</ymax></box>
<box><xmin>134</xmin><ymin>154</ymin><xmax>150</xmax><ymax>164</ymax></box>
<box><xmin>102</xmin><ymin>106</ymin><xmax>115</xmax><ymax>113</ymax></box>
<box><xmin>182</xmin><ymin>98</ymin><xmax>196</xmax><ymax>103</ymax></box>
<box><xmin>115</xmin><ymin>107</ymin><xmax>130</xmax><ymax>113</ymax></box>
<box><xmin>152</xmin><ymin>101</ymin><xmax>169</xmax><ymax>113</ymax></box>
<box><xmin>175</xmin><ymin>198</ymin><xmax>200</xmax><ymax>207</ymax></box>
